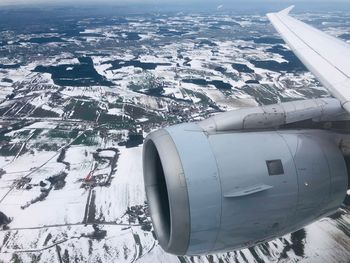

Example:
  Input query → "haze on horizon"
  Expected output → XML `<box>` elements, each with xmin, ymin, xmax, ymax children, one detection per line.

<box><xmin>1</xmin><ymin>0</ymin><xmax>350</xmax><ymax>7</ymax></box>
<box><xmin>1</xmin><ymin>0</ymin><xmax>350</xmax><ymax>15</ymax></box>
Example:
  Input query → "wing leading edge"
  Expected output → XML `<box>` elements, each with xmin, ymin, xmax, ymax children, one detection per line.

<box><xmin>267</xmin><ymin>6</ymin><xmax>350</xmax><ymax>113</ymax></box>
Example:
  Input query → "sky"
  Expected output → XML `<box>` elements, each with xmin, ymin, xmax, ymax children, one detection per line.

<box><xmin>1</xmin><ymin>0</ymin><xmax>350</xmax><ymax>13</ymax></box>
<box><xmin>1</xmin><ymin>0</ymin><xmax>350</xmax><ymax>5</ymax></box>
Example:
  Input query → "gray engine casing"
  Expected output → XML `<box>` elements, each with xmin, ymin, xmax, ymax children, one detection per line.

<box><xmin>143</xmin><ymin>123</ymin><xmax>348</xmax><ymax>255</ymax></box>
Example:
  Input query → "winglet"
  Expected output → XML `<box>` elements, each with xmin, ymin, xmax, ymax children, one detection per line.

<box><xmin>279</xmin><ymin>5</ymin><xmax>295</xmax><ymax>15</ymax></box>
<box><xmin>266</xmin><ymin>5</ymin><xmax>294</xmax><ymax>19</ymax></box>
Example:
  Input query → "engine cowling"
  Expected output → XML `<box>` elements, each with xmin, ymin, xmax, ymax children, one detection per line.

<box><xmin>143</xmin><ymin>123</ymin><xmax>348</xmax><ymax>255</ymax></box>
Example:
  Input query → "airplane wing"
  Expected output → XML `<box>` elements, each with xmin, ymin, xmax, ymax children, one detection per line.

<box><xmin>267</xmin><ymin>6</ymin><xmax>350</xmax><ymax>113</ymax></box>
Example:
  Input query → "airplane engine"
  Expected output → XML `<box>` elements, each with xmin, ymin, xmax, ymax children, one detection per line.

<box><xmin>143</xmin><ymin>123</ymin><xmax>348</xmax><ymax>255</ymax></box>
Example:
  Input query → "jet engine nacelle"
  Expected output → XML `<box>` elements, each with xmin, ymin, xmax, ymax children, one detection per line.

<box><xmin>143</xmin><ymin>123</ymin><xmax>348</xmax><ymax>255</ymax></box>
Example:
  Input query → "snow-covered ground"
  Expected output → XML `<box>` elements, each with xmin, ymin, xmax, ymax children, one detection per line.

<box><xmin>0</xmin><ymin>8</ymin><xmax>349</xmax><ymax>263</ymax></box>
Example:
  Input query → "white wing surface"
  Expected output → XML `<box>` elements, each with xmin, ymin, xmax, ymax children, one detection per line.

<box><xmin>267</xmin><ymin>6</ymin><xmax>350</xmax><ymax>113</ymax></box>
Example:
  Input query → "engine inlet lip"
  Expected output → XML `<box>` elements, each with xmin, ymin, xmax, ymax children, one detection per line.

<box><xmin>143</xmin><ymin>129</ymin><xmax>191</xmax><ymax>255</ymax></box>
